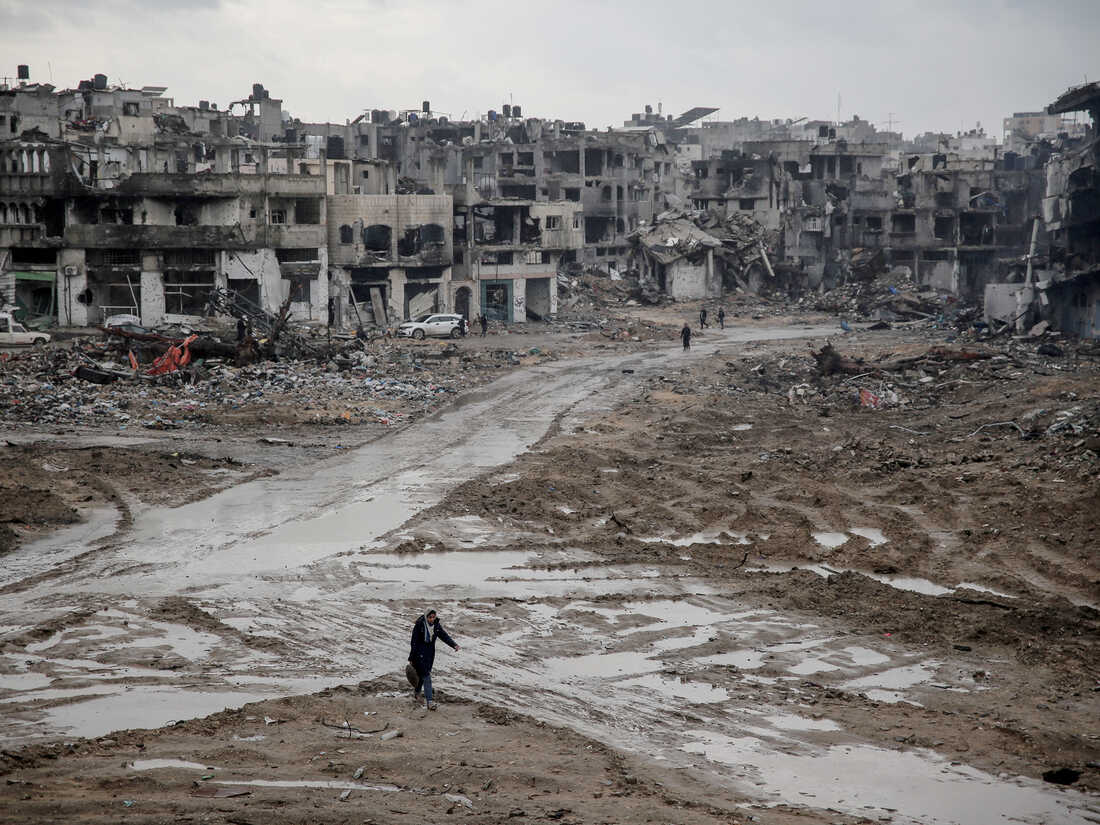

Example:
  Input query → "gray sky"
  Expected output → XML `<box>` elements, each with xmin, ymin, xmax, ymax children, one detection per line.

<box><xmin>3</xmin><ymin>0</ymin><xmax>1098</xmax><ymax>138</ymax></box>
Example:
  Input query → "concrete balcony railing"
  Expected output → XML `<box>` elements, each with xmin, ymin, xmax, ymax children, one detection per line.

<box><xmin>115</xmin><ymin>173</ymin><xmax>326</xmax><ymax>198</ymax></box>
<box><xmin>64</xmin><ymin>222</ymin><xmax>327</xmax><ymax>250</ymax></box>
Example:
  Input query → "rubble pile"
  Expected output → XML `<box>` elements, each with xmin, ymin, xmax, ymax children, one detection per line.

<box><xmin>556</xmin><ymin>271</ymin><xmax>644</xmax><ymax>315</ymax></box>
<box><xmin>808</xmin><ymin>266</ymin><xmax>973</xmax><ymax>325</ymax></box>
<box><xmin>737</xmin><ymin>337</ymin><xmax>1098</xmax><ymax>461</ymax></box>
<box><xmin>0</xmin><ymin>337</ymin><xmax>548</xmax><ymax>432</ymax></box>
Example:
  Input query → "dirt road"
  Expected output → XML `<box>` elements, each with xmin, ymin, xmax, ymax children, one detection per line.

<box><xmin>1</xmin><ymin>321</ymin><xmax>1097</xmax><ymax>825</ymax></box>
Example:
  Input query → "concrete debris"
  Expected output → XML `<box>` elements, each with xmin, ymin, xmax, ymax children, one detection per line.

<box><xmin>0</xmin><ymin>331</ymin><xmax>552</xmax><ymax>431</ymax></box>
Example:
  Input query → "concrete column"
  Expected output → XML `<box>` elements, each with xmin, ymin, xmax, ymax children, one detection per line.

<box><xmin>140</xmin><ymin>270</ymin><xmax>165</xmax><ymax>326</ymax></box>
<box><xmin>512</xmin><ymin>278</ymin><xmax>525</xmax><ymax>323</ymax></box>
<box><xmin>533</xmin><ymin>148</ymin><xmax>545</xmax><ymax>195</ymax></box>
<box><xmin>388</xmin><ymin>267</ymin><xmax>407</xmax><ymax>321</ymax></box>
<box><xmin>439</xmin><ymin>265</ymin><xmax>453</xmax><ymax>312</ymax></box>
<box><xmin>57</xmin><ymin>249</ymin><xmax>87</xmax><ymax>326</ymax></box>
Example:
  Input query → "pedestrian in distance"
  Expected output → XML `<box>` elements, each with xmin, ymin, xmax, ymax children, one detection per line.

<box><xmin>717</xmin><ymin>307</ymin><xmax>726</xmax><ymax>329</ymax></box>
<box><xmin>459</xmin><ymin>315</ymin><xmax>468</xmax><ymax>337</ymax></box>
<box><xmin>699</xmin><ymin>307</ymin><xmax>708</xmax><ymax>329</ymax></box>
<box><xmin>408</xmin><ymin>608</ymin><xmax>459</xmax><ymax>711</ymax></box>
<box><xmin>680</xmin><ymin>322</ymin><xmax>692</xmax><ymax>351</ymax></box>
<box><xmin>479</xmin><ymin>314</ymin><xmax>488</xmax><ymax>337</ymax></box>
<box><xmin>236</xmin><ymin>317</ymin><xmax>246</xmax><ymax>342</ymax></box>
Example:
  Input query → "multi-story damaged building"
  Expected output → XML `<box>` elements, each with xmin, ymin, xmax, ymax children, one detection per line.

<box><xmin>986</xmin><ymin>82</ymin><xmax>1100</xmax><ymax>338</ymax></box>
<box><xmin>1</xmin><ymin>74</ymin><xmax>329</xmax><ymax>328</ymax></box>
<box><xmin>1</xmin><ymin>71</ymin><xmax>685</xmax><ymax>329</ymax></box>
<box><xmin>676</xmin><ymin>119</ymin><xmax>1046</xmax><ymax>303</ymax></box>
<box><xmin>792</xmin><ymin>140</ymin><xmax>1043</xmax><ymax>299</ymax></box>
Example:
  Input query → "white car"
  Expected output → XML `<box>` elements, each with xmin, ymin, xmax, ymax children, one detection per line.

<box><xmin>397</xmin><ymin>313</ymin><xmax>466</xmax><ymax>339</ymax></box>
<box><xmin>0</xmin><ymin>312</ymin><xmax>50</xmax><ymax>347</ymax></box>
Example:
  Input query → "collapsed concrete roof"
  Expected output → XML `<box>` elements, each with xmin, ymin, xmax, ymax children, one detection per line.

<box><xmin>633</xmin><ymin>215</ymin><xmax>722</xmax><ymax>264</ymax></box>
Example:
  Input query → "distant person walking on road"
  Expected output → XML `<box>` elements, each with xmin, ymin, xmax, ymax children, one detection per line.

<box><xmin>408</xmin><ymin>609</ymin><xmax>459</xmax><ymax>711</ymax></box>
<box><xmin>717</xmin><ymin>307</ymin><xmax>726</xmax><ymax>329</ymax></box>
<box><xmin>479</xmin><ymin>314</ymin><xmax>488</xmax><ymax>337</ymax></box>
<box><xmin>699</xmin><ymin>307</ymin><xmax>708</xmax><ymax>329</ymax></box>
<box><xmin>680</xmin><ymin>323</ymin><xmax>692</xmax><ymax>351</ymax></box>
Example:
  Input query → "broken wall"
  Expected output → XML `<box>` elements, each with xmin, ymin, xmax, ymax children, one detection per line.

<box><xmin>664</xmin><ymin>252</ymin><xmax>715</xmax><ymax>300</ymax></box>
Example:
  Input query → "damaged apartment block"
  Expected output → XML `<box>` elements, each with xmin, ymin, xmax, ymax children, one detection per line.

<box><xmin>0</xmin><ymin>78</ymin><xmax>327</xmax><ymax>328</ymax></box>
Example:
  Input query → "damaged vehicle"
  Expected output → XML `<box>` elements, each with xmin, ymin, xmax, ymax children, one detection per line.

<box><xmin>396</xmin><ymin>313</ymin><xmax>466</xmax><ymax>340</ymax></box>
<box><xmin>0</xmin><ymin>312</ymin><xmax>51</xmax><ymax>348</ymax></box>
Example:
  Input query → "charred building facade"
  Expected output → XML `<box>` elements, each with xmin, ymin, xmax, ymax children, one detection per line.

<box><xmin>1</xmin><ymin>77</ymin><xmax>328</xmax><ymax>329</ymax></box>
<box><xmin>1</xmin><ymin>74</ymin><xmax>684</xmax><ymax>329</ymax></box>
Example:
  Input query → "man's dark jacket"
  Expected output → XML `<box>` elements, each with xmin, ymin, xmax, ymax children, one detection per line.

<box><xmin>409</xmin><ymin>615</ymin><xmax>456</xmax><ymax>678</ymax></box>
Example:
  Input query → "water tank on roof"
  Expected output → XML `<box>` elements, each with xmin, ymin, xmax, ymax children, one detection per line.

<box><xmin>252</xmin><ymin>83</ymin><xmax>264</xmax><ymax>99</ymax></box>
<box><xmin>512</xmin><ymin>105</ymin><xmax>521</xmax><ymax>118</ymax></box>
<box><xmin>408</xmin><ymin>112</ymin><xmax>418</xmax><ymax>124</ymax></box>
<box><xmin>93</xmin><ymin>73</ymin><xmax>108</xmax><ymax>90</ymax></box>
<box><xmin>488</xmin><ymin>110</ymin><xmax>497</xmax><ymax>121</ymax></box>
<box><xmin>439</xmin><ymin>116</ymin><xmax>448</xmax><ymax>125</ymax></box>
<box><xmin>502</xmin><ymin>104</ymin><xmax>512</xmax><ymax>118</ymax></box>
<box><xmin>422</xmin><ymin>100</ymin><xmax>430</xmax><ymax>113</ymax></box>
<box><xmin>17</xmin><ymin>65</ymin><xmax>29</xmax><ymax>80</ymax></box>
<box><xmin>199</xmin><ymin>100</ymin><xmax>209</xmax><ymax>110</ymax></box>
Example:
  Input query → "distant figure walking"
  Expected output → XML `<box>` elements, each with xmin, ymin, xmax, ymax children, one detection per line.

<box><xmin>717</xmin><ymin>307</ymin><xmax>726</xmax><ymax>329</ymax></box>
<box><xmin>408</xmin><ymin>609</ymin><xmax>459</xmax><ymax>711</ymax></box>
<box><xmin>699</xmin><ymin>307</ymin><xmax>708</xmax><ymax>329</ymax></box>
<box><xmin>680</xmin><ymin>323</ymin><xmax>692</xmax><ymax>351</ymax></box>
<box><xmin>479</xmin><ymin>314</ymin><xmax>488</xmax><ymax>337</ymax></box>
<box><xmin>236</xmin><ymin>317</ymin><xmax>247</xmax><ymax>342</ymax></box>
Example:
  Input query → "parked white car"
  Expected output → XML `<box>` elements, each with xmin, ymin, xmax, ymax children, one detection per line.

<box><xmin>0</xmin><ymin>312</ymin><xmax>50</xmax><ymax>347</ymax></box>
<box><xmin>396</xmin><ymin>313</ymin><xmax>466</xmax><ymax>339</ymax></box>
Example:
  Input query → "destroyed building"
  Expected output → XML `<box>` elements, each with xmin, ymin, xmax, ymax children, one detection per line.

<box><xmin>1</xmin><ymin>74</ymin><xmax>686</xmax><ymax>329</ymax></box>
<box><xmin>984</xmin><ymin>82</ymin><xmax>1100</xmax><ymax>338</ymax></box>
<box><xmin>0</xmin><ymin>76</ymin><xmax>328</xmax><ymax>329</ymax></box>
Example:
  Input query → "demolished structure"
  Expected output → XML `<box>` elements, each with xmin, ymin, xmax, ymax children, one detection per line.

<box><xmin>1</xmin><ymin>72</ymin><xmax>683</xmax><ymax>330</ymax></box>
<box><xmin>1</xmin><ymin>68</ymin><xmax>1097</xmax><ymax>338</ymax></box>
<box><xmin>983</xmin><ymin>81</ymin><xmax>1100</xmax><ymax>338</ymax></box>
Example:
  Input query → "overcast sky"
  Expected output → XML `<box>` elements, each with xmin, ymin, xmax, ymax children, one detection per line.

<box><xmin>3</xmin><ymin>0</ymin><xmax>1098</xmax><ymax>138</ymax></box>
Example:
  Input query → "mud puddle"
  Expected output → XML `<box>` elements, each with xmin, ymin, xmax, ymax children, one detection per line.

<box><xmin>681</xmin><ymin>732</ymin><xmax>1096</xmax><ymax>825</ymax></box>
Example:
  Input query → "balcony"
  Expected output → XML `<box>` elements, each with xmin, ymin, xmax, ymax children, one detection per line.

<box><xmin>115</xmin><ymin>173</ymin><xmax>325</xmax><ymax>198</ymax></box>
<box><xmin>64</xmin><ymin>222</ymin><xmax>327</xmax><ymax>249</ymax></box>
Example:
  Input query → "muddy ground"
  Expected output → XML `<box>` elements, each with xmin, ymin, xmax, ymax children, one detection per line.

<box><xmin>0</xmin><ymin>312</ymin><xmax>1098</xmax><ymax>825</ymax></box>
<box><xmin>407</xmin><ymin>323</ymin><xmax>1100</xmax><ymax>783</ymax></box>
<box><xmin>0</xmin><ymin>679</ymin><xmax>801</xmax><ymax>825</ymax></box>
<box><xmin>0</xmin><ymin>324</ymin><xmax>608</xmax><ymax>555</ymax></box>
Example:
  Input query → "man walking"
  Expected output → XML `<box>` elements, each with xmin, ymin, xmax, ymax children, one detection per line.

<box><xmin>408</xmin><ymin>609</ymin><xmax>459</xmax><ymax>711</ymax></box>
<box><xmin>680</xmin><ymin>322</ymin><xmax>692</xmax><ymax>351</ymax></box>
<box><xmin>479</xmin><ymin>314</ymin><xmax>488</xmax><ymax>337</ymax></box>
<box><xmin>699</xmin><ymin>307</ymin><xmax>708</xmax><ymax>329</ymax></box>
<box><xmin>717</xmin><ymin>307</ymin><xmax>726</xmax><ymax>329</ymax></box>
